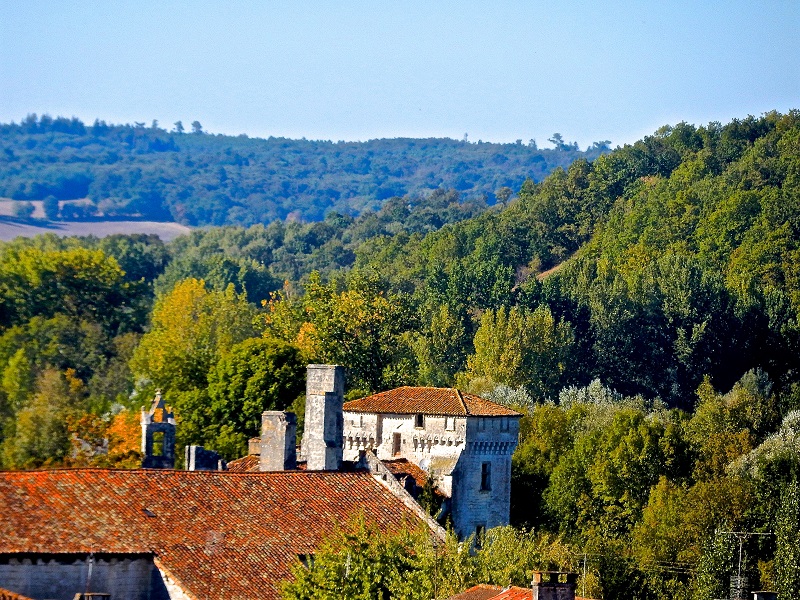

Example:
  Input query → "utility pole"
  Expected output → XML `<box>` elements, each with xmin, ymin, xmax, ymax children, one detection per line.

<box><xmin>715</xmin><ymin>530</ymin><xmax>772</xmax><ymax>599</ymax></box>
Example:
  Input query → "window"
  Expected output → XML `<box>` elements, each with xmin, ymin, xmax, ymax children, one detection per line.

<box><xmin>414</xmin><ymin>414</ymin><xmax>424</xmax><ymax>429</ymax></box>
<box><xmin>478</xmin><ymin>419</ymin><xmax>486</xmax><ymax>432</ymax></box>
<box><xmin>480</xmin><ymin>462</ymin><xmax>491</xmax><ymax>491</ymax></box>
<box><xmin>445</xmin><ymin>416</ymin><xmax>455</xmax><ymax>431</ymax></box>
<box><xmin>392</xmin><ymin>432</ymin><xmax>402</xmax><ymax>456</ymax></box>
<box><xmin>501</xmin><ymin>417</ymin><xmax>509</xmax><ymax>431</ymax></box>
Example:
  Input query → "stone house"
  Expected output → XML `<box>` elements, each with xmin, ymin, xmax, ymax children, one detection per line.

<box><xmin>342</xmin><ymin>386</ymin><xmax>521</xmax><ymax>539</ymax></box>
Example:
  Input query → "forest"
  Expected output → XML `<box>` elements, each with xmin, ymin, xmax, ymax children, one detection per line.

<box><xmin>1</xmin><ymin>110</ymin><xmax>799</xmax><ymax>598</ymax></box>
<box><xmin>0</xmin><ymin>115</ymin><xmax>608</xmax><ymax>226</ymax></box>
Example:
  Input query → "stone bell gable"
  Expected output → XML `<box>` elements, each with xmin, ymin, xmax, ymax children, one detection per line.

<box><xmin>140</xmin><ymin>390</ymin><xmax>176</xmax><ymax>469</ymax></box>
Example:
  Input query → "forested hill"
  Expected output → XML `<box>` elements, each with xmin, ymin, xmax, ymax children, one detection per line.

<box><xmin>0</xmin><ymin>115</ymin><xmax>610</xmax><ymax>226</ymax></box>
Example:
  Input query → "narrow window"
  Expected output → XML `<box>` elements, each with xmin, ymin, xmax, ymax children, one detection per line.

<box><xmin>446</xmin><ymin>416</ymin><xmax>455</xmax><ymax>431</ymax></box>
<box><xmin>392</xmin><ymin>432</ymin><xmax>402</xmax><ymax>456</ymax></box>
<box><xmin>415</xmin><ymin>414</ymin><xmax>424</xmax><ymax>429</ymax></box>
<box><xmin>480</xmin><ymin>462</ymin><xmax>491</xmax><ymax>491</ymax></box>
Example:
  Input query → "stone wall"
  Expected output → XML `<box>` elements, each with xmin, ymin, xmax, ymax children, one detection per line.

<box><xmin>0</xmin><ymin>554</ymin><xmax>170</xmax><ymax>600</ymax></box>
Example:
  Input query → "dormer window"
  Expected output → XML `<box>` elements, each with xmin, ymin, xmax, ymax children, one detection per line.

<box><xmin>414</xmin><ymin>414</ymin><xmax>424</xmax><ymax>429</ymax></box>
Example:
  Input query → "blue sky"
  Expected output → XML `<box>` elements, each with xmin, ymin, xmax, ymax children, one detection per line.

<box><xmin>1</xmin><ymin>1</ymin><xmax>798</xmax><ymax>148</ymax></box>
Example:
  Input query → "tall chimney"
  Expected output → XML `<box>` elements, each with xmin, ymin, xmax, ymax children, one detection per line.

<box><xmin>302</xmin><ymin>364</ymin><xmax>345</xmax><ymax>471</ymax></box>
<box><xmin>260</xmin><ymin>411</ymin><xmax>297</xmax><ymax>471</ymax></box>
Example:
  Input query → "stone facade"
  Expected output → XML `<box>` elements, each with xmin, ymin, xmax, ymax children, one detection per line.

<box><xmin>0</xmin><ymin>554</ymin><xmax>174</xmax><ymax>600</ymax></box>
<box><xmin>343</xmin><ymin>396</ymin><xmax>520</xmax><ymax>539</ymax></box>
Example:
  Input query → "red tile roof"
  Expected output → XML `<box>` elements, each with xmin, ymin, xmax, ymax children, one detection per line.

<box><xmin>448</xmin><ymin>584</ymin><xmax>503</xmax><ymax>600</ymax></box>
<box><xmin>382</xmin><ymin>458</ymin><xmax>430</xmax><ymax>489</ymax></box>
<box><xmin>0</xmin><ymin>588</ymin><xmax>34</xmax><ymax>600</ymax></box>
<box><xmin>343</xmin><ymin>387</ymin><xmax>521</xmax><ymax>417</ymax></box>
<box><xmin>225</xmin><ymin>454</ymin><xmax>260</xmax><ymax>472</ymax></box>
<box><xmin>0</xmin><ymin>468</ymin><xmax>427</xmax><ymax>600</ymax></box>
<box><xmin>449</xmin><ymin>586</ymin><xmax>594</xmax><ymax>600</ymax></box>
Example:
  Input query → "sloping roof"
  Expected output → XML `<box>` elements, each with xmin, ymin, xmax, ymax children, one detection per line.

<box><xmin>343</xmin><ymin>387</ymin><xmax>521</xmax><ymax>417</ymax></box>
<box><xmin>382</xmin><ymin>458</ymin><xmax>430</xmax><ymax>489</ymax></box>
<box><xmin>449</xmin><ymin>586</ymin><xmax>595</xmax><ymax>600</ymax></box>
<box><xmin>0</xmin><ymin>588</ymin><xmax>34</xmax><ymax>600</ymax></box>
<box><xmin>0</xmin><ymin>468</ymin><xmax>426</xmax><ymax>600</ymax></box>
<box><xmin>226</xmin><ymin>454</ymin><xmax>260</xmax><ymax>472</ymax></box>
<box><xmin>448</xmin><ymin>584</ymin><xmax>503</xmax><ymax>600</ymax></box>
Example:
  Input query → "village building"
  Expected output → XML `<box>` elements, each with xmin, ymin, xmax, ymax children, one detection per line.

<box><xmin>342</xmin><ymin>386</ymin><xmax>522</xmax><ymax>539</ymax></box>
<box><xmin>0</xmin><ymin>365</ymin><xmax>520</xmax><ymax>599</ymax></box>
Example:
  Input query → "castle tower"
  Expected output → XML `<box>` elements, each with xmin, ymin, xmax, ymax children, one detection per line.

<box><xmin>302</xmin><ymin>365</ymin><xmax>344</xmax><ymax>471</ymax></box>
<box><xmin>141</xmin><ymin>390</ymin><xmax>176</xmax><ymax>469</ymax></box>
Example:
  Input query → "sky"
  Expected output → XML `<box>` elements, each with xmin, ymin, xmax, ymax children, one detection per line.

<box><xmin>1</xmin><ymin>1</ymin><xmax>798</xmax><ymax>149</ymax></box>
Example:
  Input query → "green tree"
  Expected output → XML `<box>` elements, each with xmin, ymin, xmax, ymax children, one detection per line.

<box><xmin>205</xmin><ymin>337</ymin><xmax>304</xmax><ymax>458</ymax></box>
<box><xmin>12</xmin><ymin>201</ymin><xmax>35</xmax><ymax>220</ymax></box>
<box><xmin>464</xmin><ymin>305</ymin><xmax>574</xmax><ymax>400</ymax></box>
<box><xmin>42</xmin><ymin>196</ymin><xmax>60</xmax><ymax>220</ymax></box>
<box><xmin>300</xmin><ymin>271</ymin><xmax>416</xmax><ymax>393</ymax></box>
<box><xmin>130</xmin><ymin>278</ymin><xmax>258</xmax><ymax>393</ymax></box>
<box><xmin>775</xmin><ymin>481</ymin><xmax>800</xmax><ymax>597</ymax></box>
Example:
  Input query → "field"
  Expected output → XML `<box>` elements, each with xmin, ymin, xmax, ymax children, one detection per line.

<box><xmin>0</xmin><ymin>199</ymin><xmax>191</xmax><ymax>242</ymax></box>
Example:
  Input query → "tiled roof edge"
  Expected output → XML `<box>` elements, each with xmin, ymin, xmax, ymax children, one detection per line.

<box><xmin>153</xmin><ymin>555</ymin><xmax>201</xmax><ymax>600</ymax></box>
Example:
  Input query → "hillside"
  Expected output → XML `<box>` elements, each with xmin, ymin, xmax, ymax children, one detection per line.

<box><xmin>0</xmin><ymin>115</ymin><xmax>610</xmax><ymax>227</ymax></box>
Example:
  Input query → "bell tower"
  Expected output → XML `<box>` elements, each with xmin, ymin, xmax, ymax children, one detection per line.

<box><xmin>141</xmin><ymin>390</ymin><xmax>176</xmax><ymax>469</ymax></box>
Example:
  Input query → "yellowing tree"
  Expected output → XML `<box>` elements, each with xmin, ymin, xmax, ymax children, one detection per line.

<box><xmin>131</xmin><ymin>278</ymin><xmax>257</xmax><ymax>392</ymax></box>
<box><xmin>465</xmin><ymin>305</ymin><xmax>574</xmax><ymax>400</ymax></box>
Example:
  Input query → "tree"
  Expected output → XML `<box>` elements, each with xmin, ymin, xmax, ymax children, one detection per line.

<box><xmin>42</xmin><ymin>196</ymin><xmax>59</xmax><ymax>220</ymax></box>
<box><xmin>12</xmin><ymin>201</ymin><xmax>34</xmax><ymax>220</ymax></box>
<box><xmin>776</xmin><ymin>481</ymin><xmax>800</xmax><ymax>597</ymax></box>
<box><xmin>205</xmin><ymin>337</ymin><xmax>304</xmax><ymax>458</ymax></box>
<box><xmin>130</xmin><ymin>278</ymin><xmax>258</xmax><ymax>393</ymax></box>
<box><xmin>298</xmin><ymin>271</ymin><xmax>416</xmax><ymax>393</ymax></box>
<box><xmin>191</xmin><ymin>121</ymin><xmax>203</xmax><ymax>134</ymax></box>
<box><xmin>495</xmin><ymin>186</ymin><xmax>513</xmax><ymax>207</ymax></box>
<box><xmin>464</xmin><ymin>305</ymin><xmax>574</xmax><ymax>400</ymax></box>
<box><xmin>174</xmin><ymin>121</ymin><xmax>184</xmax><ymax>134</ymax></box>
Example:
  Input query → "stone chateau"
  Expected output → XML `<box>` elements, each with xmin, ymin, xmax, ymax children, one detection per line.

<box><xmin>0</xmin><ymin>364</ymin><xmax>521</xmax><ymax>600</ymax></box>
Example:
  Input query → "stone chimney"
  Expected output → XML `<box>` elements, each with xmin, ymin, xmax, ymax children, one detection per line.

<box><xmin>185</xmin><ymin>445</ymin><xmax>226</xmax><ymax>471</ymax></box>
<box><xmin>532</xmin><ymin>571</ymin><xmax>577</xmax><ymax>600</ymax></box>
<box><xmin>141</xmin><ymin>390</ymin><xmax>176</xmax><ymax>469</ymax></box>
<box><xmin>302</xmin><ymin>364</ymin><xmax>345</xmax><ymax>471</ymax></box>
<box><xmin>260</xmin><ymin>411</ymin><xmax>297</xmax><ymax>471</ymax></box>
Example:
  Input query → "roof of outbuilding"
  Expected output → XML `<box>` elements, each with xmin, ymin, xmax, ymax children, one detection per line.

<box><xmin>0</xmin><ymin>468</ymin><xmax>426</xmax><ymax>600</ymax></box>
<box><xmin>447</xmin><ymin>584</ymin><xmax>504</xmax><ymax>600</ymax></box>
<box><xmin>343</xmin><ymin>387</ymin><xmax>521</xmax><ymax>417</ymax></box>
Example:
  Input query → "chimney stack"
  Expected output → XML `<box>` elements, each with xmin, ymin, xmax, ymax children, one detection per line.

<box><xmin>302</xmin><ymin>364</ymin><xmax>345</xmax><ymax>471</ymax></box>
<box><xmin>260</xmin><ymin>411</ymin><xmax>297</xmax><ymax>471</ymax></box>
<box><xmin>532</xmin><ymin>571</ymin><xmax>577</xmax><ymax>600</ymax></box>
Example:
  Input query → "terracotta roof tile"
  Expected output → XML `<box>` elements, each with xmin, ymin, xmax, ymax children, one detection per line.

<box><xmin>382</xmin><ymin>458</ymin><xmax>430</xmax><ymax>489</ymax></box>
<box><xmin>343</xmin><ymin>387</ymin><xmax>521</xmax><ymax>417</ymax></box>
<box><xmin>0</xmin><ymin>468</ymin><xmax>426</xmax><ymax>600</ymax></box>
<box><xmin>0</xmin><ymin>588</ymin><xmax>34</xmax><ymax>600</ymax></box>
<box><xmin>493</xmin><ymin>587</ymin><xmax>532</xmax><ymax>600</ymax></box>
<box><xmin>448</xmin><ymin>584</ymin><xmax>503</xmax><ymax>599</ymax></box>
<box><xmin>226</xmin><ymin>454</ymin><xmax>260</xmax><ymax>472</ymax></box>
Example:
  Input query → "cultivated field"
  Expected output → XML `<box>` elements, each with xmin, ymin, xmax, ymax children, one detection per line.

<box><xmin>0</xmin><ymin>218</ymin><xmax>191</xmax><ymax>242</ymax></box>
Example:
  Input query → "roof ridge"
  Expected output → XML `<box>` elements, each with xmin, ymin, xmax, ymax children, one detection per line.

<box><xmin>454</xmin><ymin>388</ymin><xmax>469</xmax><ymax>415</ymax></box>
